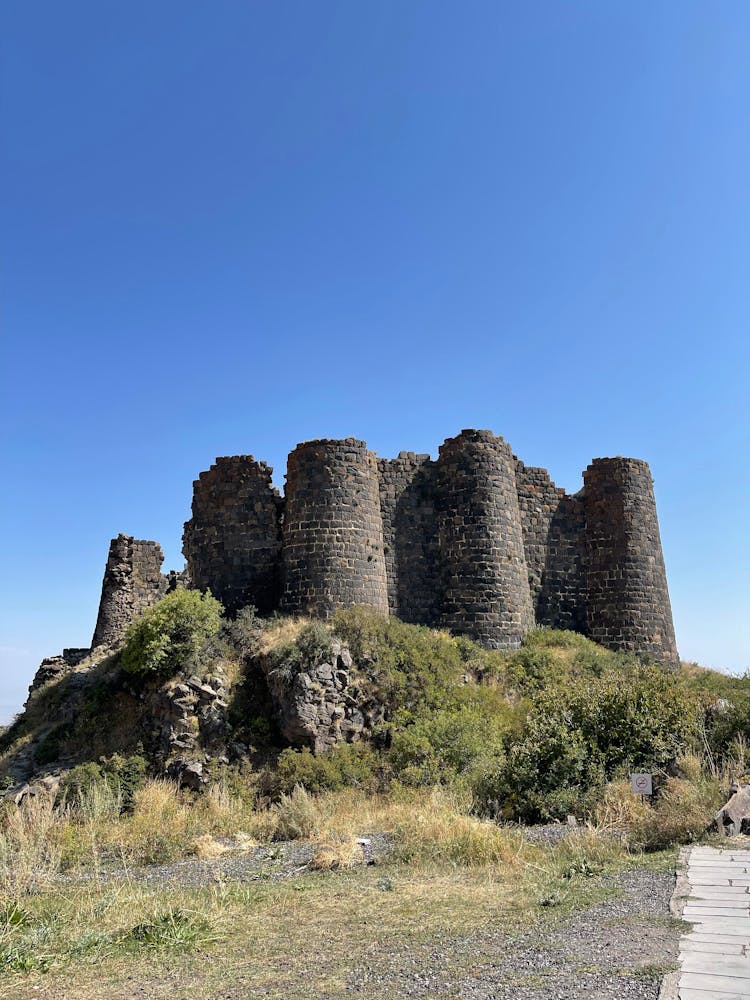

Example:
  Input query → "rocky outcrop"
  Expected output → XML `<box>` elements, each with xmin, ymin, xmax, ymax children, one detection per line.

<box><xmin>715</xmin><ymin>784</ymin><xmax>750</xmax><ymax>837</ymax></box>
<box><xmin>150</xmin><ymin>669</ymin><xmax>232</xmax><ymax>788</ymax></box>
<box><xmin>261</xmin><ymin>638</ymin><xmax>386</xmax><ymax>754</ymax></box>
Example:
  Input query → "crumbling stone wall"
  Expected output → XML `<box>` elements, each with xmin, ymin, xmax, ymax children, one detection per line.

<box><xmin>437</xmin><ymin>430</ymin><xmax>534</xmax><ymax>649</ymax></box>
<box><xmin>583</xmin><ymin>458</ymin><xmax>678</xmax><ymax>665</ymax></box>
<box><xmin>183</xmin><ymin>456</ymin><xmax>282</xmax><ymax>614</ymax></box>
<box><xmin>91</xmin><ymin>534</ymin><xmax>171</xmax><ymax>649</ymax></box>
<box><xmin>377</xmin><ymin>453</ymin><xmax>441</xmax><ymax>624</ymax></box>
<box><xmin>280</xmin><ymin>439</ymin><xmax>389</xmax><ymax>617</ymax></box>
<box><xmin>27</xmin><ymin>648</ymin><xmax>92</xmax><ymax>701</ymax></box>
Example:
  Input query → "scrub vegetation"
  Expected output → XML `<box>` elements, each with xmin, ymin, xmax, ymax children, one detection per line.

<box><xmin>1</xmin><ymin>604</ymin><xmax>748</xmax><ymax>994</ymax></box>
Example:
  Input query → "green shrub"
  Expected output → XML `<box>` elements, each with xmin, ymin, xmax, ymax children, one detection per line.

<box><xmin>504</xmin><ymin>647</ymin><xmax>554</xmax><ymax>692</ymax></box>
<box><xmin>222</xmin><ymin>605</ymin><xmax>263</xmax><ymax>660</ymax></box>
<box><xmin>120</xmin><ymin>907</ymin><xmax>212</xmax><ymax>952</ymax></box>
<box><xmin>523</xmin><ymin>627</ymin><xmax>593</xmax><ymax>650</ymax></box>
<box><xmin>103</xmin><ymin>752</ymin><xmax>149</xmax><ymax>810</ymax></box>
<box><xmin>34</xmin><ymin>723</ymin><xmax>72</xmax><ymax>765</ymax></box>
<box><xmin>475</xmin><ymin>663</ymin><xmax>704</xmax><ymax>822</ymax></box>
<box><xmin>61</xmin><ymin>761</ymin><xmax>107</xmax><ymax>803</ymax></box>
<box><xmin>267</xmin><ymin>622</ymin><xmax>333</xmax><ymax>682</ymax></box>
<box><xmin>332</xmin><ymin>608</ymin><xmax>465</xmax><ymax>721</ymax></box>
<box><xmin>121</xmin><ymin>590</ymin><xmax>224</xmax><ymax>677</ymax></box>
<box><xmin>61</xmin><ymin>753</ymin><xmax>148</xmax><ymax>813</ymax></box>
<box><xmin>274</xmin><ymin>744</ymin><xmax>381</xmax><ymax>795</ymax></box>
<box><xmin>390</xmin><ymin>704</ymin><xmax>506</xmax><ymax>786</ymax></box>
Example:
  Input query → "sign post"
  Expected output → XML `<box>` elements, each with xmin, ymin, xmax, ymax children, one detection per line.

<box><xmin>631</xmin><ymin>773</ymin><xmax>653</xmax><ymax>804</ymax></box>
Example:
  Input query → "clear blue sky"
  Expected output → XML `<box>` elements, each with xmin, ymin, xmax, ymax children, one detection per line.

<box><xmin>1</xmin><ymin>2</ymin><xmax>748</xmax><ymax>724</ymax></box>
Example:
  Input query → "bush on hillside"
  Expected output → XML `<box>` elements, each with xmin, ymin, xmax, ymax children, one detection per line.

<box><xmin>121</xmin><ymin>590</ymin><xmax>224</xmax><ymax>677</ymax></box>
<box><xmin>474</xmin><ymin>663</ymin><xmax>705</xmax><ymax>822</ymax></box>
<box><xmin>222</xmin><ymin>605</ymin><xmax>264</xmax><ymax>660</ymax></box>
<box><xmin>271</xmin><ymin>743</ymin><xmax>382</xmax><ymax>795</ymax></box>
<box><xmin>596</xmin><ymin>770</ymin><xmax>724</xmax><ymax>849</ymax></box>
<box><xmin>390</xmin><ymin>704</ymin><xmax>506</xmax><ymax>786</ymax></box>
<box><xmin>331</xmin><ymin>608</ymin><xmax>466</xmax><ymax>721</ymax></box>
<box><xmin>61</xmin><ymin>752</ymin><xmax>148</xmax><ymax>812</ymax></box>
<box><xmin>266</xmin><ymin>621</ymin><xmax>334</xmax><ymax>682</ymax></box>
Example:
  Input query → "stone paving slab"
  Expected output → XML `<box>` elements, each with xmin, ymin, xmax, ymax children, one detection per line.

<box><xmin>680</xmin><ymin>992</ymin><xmax>750</xmax><ymax>999</ymax></box>
<box><xmin>688</xmin><ymin>892</ymin><xmax>750</xmax><ymax>900</ymax></box>
<box><xmin>681</xmin><ymin>940</ymin><xmax>746</xmax><ymax>954</ymax></box>
<box><xmin>678</xmin><ymin>846</ymin><xmax>750</xmax><ymax>999</ymax></box>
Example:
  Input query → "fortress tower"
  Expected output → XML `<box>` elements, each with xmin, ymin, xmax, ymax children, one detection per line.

<box><xmin>583</xmin><ymin>458</ymin><xmax>678</xmax><ymax>665</ymax></box>
<box><xmin>91</xmin><ymin>534</ymin><xmax>170</xmax><ymax>648</ymax></box>
<box><xmin>182</xmin><ymin>456</ymin><xmax>282</xmax><ymax>613</ymax></box>
<box><xmin>280</xmin><ymin>438</ymin><xmax>389</xmax><ymax>617</ymax></box>
<box><xmin>436</xmin><ymin>430</ymin><xmax>534</xmax><ymax>649</ymax></box>
<box><xmin>90</xmin><ymin>430</ymin><xmax>679</xmax><ymax>665</ymax></box>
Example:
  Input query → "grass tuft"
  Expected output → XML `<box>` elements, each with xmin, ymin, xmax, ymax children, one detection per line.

<box><xmin>310</xmin><ymin>836</ymin><xmax>363</xmax><ymax>871</ymax></box>
<box><xmin>119</xmin><ymin>907</ymin><xmax>213</xmax><ymax>952</ymax></box>
<box><xmin>272</xmin><ymin>785</ymin><xmax>319</xmax><ymax>841</ymax></box>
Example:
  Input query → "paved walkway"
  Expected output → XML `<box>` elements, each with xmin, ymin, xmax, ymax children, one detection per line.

<box><xmin>678</xmin><ymin>845</ymin><xmax>750</xmax><ymax>998</ymax></box>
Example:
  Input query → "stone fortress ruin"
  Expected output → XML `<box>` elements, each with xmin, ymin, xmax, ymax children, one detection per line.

<box><xmin>87</xmin><ymin>429</ymin><xmax>679</xmax><ymax>666</ymax></box>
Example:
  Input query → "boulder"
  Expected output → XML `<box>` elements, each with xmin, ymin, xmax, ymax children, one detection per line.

<box><xmin>715</xmin><ymin>785</ymin><xmax>750</xmax><ymax>836</ymax></box>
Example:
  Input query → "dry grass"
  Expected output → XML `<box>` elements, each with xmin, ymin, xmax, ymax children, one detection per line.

<box><xmin>0</xmin><ymin>775</ymin><xmax>677</xmax><ymax>999</ymax></box>
<box><xmin>0</xmin><ymin>794</ymin><xmax>62</xmax><ymax>894</ymax></box>
<box><xmin>312</xmin><ymin>785</ymin><xmax>534</xmax><ymax>868</ymax></box>
<box><xmin>310</xmin><ymin>835</ymin><xmax>363</xmax><ymax>870</ymax></box>
<box><xmin>0</xmin><ymin>821</ymin><xmax>638</xmax><ymax>1000</ymax></box>
<box><xmin>272</xmin><ymin>785</ymin><xmax>320</xmax><ymax>840</ymax></box>
<box><xmin>392</xmin><ymin>793</ymin><xmax>532</xmax><ymax>866</ymax></box>
<box><xmin>190</xmin><ymin>834</ymin><xmax>230</xmax><ymax>860</ymax></box>
<box><xmin>1</xmin><ymin>776</ymin><xmax>275</xmax><ymax>879</ymax></box>
<box><xmin>595</xmin><ymin>763</ymin><xmax>724</xmax><ymax>850</ymax></box>
<box><xmin>0</xmin><ymin>860</ymin><xmax>543</xmax><ymax>998</ymax></box>
<box><xmin>258</xmin><ymin>616</ymin><xmax>313</xmax><ymax>656</ymax></box>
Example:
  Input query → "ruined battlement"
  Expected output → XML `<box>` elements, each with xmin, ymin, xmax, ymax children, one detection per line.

<box><xmin>90</xmin><ymin>430</ymin><xmax>679</xmax><ymax>664</ymax></box>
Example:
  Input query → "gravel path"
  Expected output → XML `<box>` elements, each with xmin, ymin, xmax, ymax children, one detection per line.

<box><xmin>346</xmin><ymin>867</ymin><xmax>679</xmax><ymax>999</ymax></box>
<box><xmin>70</xmin><ymin>834</ymin><xmax>393</xmax><ymax>886</ymax></box>
<box><xmin>63</xmin><ymin>831</ymin><xmax>679</xmax><ymax>999</ymax></box>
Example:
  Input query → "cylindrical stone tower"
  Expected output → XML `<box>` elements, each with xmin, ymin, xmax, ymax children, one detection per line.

<box><xmin>280</xmin><ymin>438</ymin><xmax>389</xmax><ymax>617</ymax></box>
<box><xmin>583</xmin><ymin>457</ymin><xmax>678</xmax><ymax>665</ymax></box>
<box><xmin>437</xmin><ymin>429</ymin><xmax>533</xmax><ymax>648</ymax></box>
<box><xmin>183</xmin><ymin>456</ymin><xmax>283</xmax><ymax>614</ymax></box>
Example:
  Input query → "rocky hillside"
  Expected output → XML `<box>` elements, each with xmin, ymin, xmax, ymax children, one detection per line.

<box><xmin>1</xmin><ymin>594</ymin><xmax>746</xmax><ymax>822</ymax></box>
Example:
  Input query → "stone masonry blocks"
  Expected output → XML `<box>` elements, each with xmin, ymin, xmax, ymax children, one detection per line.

<box><xmin>515</xmin><ymin>460</ymin><xmax>586</xmax><ymax>632</ymax></box>
<box><xmin>377</xmin><ymin>453</ymin><xmax>441</xmax><ymax>624</ymax></box>
<box><xmin>437</xmin><ymin>430</ymin><xmax>534</xmax><ymax>649</ymax></box>
<box><xmin>281</xmin><ymin>438</ymin><xmax>390</xmax><ymax>617</ymax></box>
<box><xmin>183</xmin><ymin>456</ymin><xmax>282</xmax><ymax>614</ymax></box>
<box><xmin>583</xmin><ymin>457</ymin><xmax>678</xmax><ymax>666</ymax></box>
<box><xmin>91</xmin><ymin>534</ymin><xmax>170</xmax><ymax>649</ymax></box>
<box><xmin>89</xmin><ymin>432</ymin><xmax>679</xmax><ymax>665</ymax></box>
